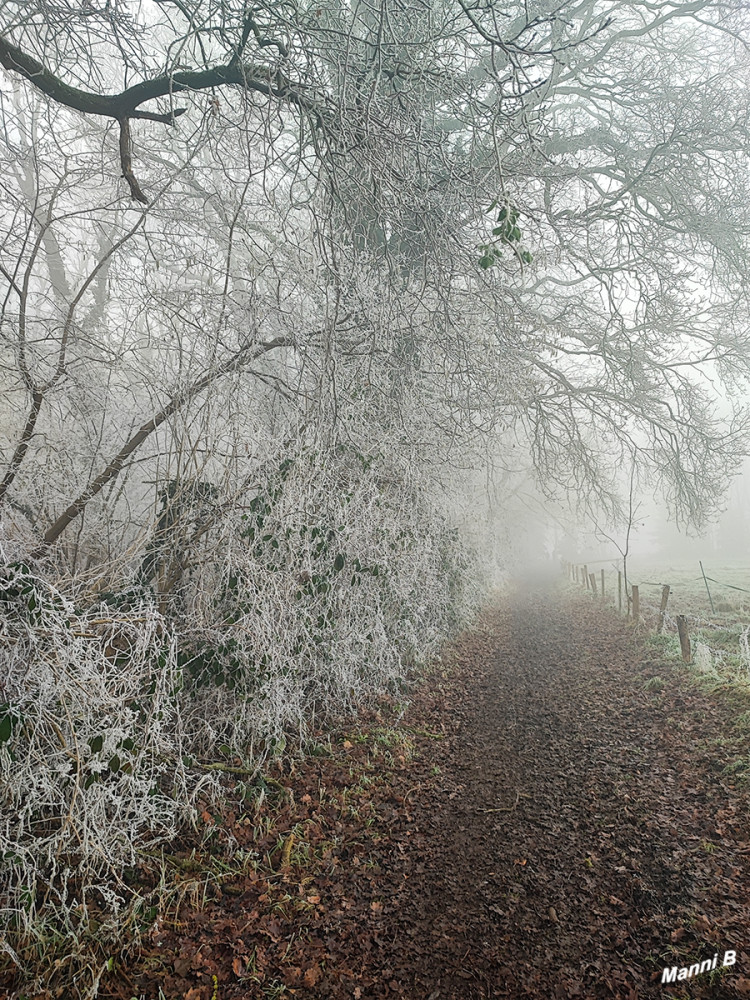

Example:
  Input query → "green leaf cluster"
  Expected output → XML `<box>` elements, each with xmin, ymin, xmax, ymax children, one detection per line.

<box><xmin>176</xmin><ymin>637</ymin><xmax>264</xmax><ymax>695</ymax></box>
<box><xmin>83</xmin><ymin>733</ymin><xmax>139</xmax><ymax>789</ymax></box>
<box><xmin>0</xmin><ymin>704</ymin><xmax>22</xmax><ymax>746</ymax></box>
<box><xmin>0</xmin><ymin>561</ymin><xmax>67</xmax><ymax>625</ymax></box>
<box><xmin>214</xmin><ymin>451</ymin><xmax>393</xmax><ymax>678</ymax></box>
<box><xmin>477</xmin><ymin>200</ymin><xmax>533</xmax><ymax>270</ymax></box>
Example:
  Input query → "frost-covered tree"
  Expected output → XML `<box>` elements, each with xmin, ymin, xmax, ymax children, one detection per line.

<box><xmin>1</xmin><ymin>0</ymin><xmax>748</xmax><ymax>552</ymax></box>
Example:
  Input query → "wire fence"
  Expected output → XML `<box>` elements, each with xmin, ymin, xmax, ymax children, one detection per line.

<box><xmin>561</xmin><ymin>560</ymin><xmax>750</xmax><ymax>681</ymax></box>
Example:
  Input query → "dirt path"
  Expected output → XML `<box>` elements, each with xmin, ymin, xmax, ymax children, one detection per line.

<box><xmin>307</xmin><ymin>592</ymin><xmax>750</xmax><ymax>999</ymax></box>
<box><xmin>105</xmin><ymin>591</ymin><xmax>750</xmax><ymax>1000</ymax></box>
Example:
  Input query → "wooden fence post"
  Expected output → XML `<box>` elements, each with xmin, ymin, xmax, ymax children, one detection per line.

<box><xmin>657</xmin><ymin>584</ymin><xmax>670</xmax><ymax>634</ymax></box>
<box><xmin>676</xmin><ymin>615</ymin><xmax>691</xmax><ymax>663</ymax></box>
<box><xmin>601</xmin><ymin>569</ymin><xmax>605</xmax><ymax>602</ymax></box>
<box><xmin>618</xmin><ymin>571</ymin><xmax>622</xmax><ymax>613</ymax></box>
<box><xmin>589</xmin><ymin>573</ymin><xmax>597</xmax><ymax>595</ymax></box>
<box><xmin>631</xmin><ymin>585</ymin><xmax>639</xmax><ymax>623</ymax></box>
<box><xmin>583</xmin><ymin>564</ymin><xmax>589</xmax><ymax>589</ymax></box>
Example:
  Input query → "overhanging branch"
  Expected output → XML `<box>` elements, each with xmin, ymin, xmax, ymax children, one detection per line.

<box><xmin>0</xmin><ymin>33</ymin><xmax>320</xmax><ymax>121</ymax></box>
<box><xmin>0</xmin><ymin>33</ymin><xmax>323</xmax><ymax>203</ymax></box>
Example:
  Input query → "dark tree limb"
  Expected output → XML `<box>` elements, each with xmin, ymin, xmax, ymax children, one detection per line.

<box><xmin>0</xmin><ymin>33</ymin><xmax>322</xmax><ymax>203</ymax></box>
<box><xmin>0</xmin><ymin>34</ymin><xmax>189</xmax><ymax>121</ymax></box>
<box><xmin>0</xmin><ymin>388</ymin><xmax>43</xmax><ymax>503</ymax></box>
<box><xmin>118</xmin><ymin>118</ymin><xmax>149</xmax><ymax>205</ymax></box>
<box><xmin>0</xmin><ymin>262</ymin><xmax>22</xmax><ymax>298</ymax></box>
<box><xmin>31</xmin><ymin>336</ymin><xmax>292</xmax><ymax>557</ymax></box>
<box><xmin>234</xmin><ymin>12</ymin><xmax>289</xmax><ymax>60</ymax></box>
<box><xmin>0</xmin><ymin>33</ymin><xmax>320</xmax><ymax>121</ymax></box>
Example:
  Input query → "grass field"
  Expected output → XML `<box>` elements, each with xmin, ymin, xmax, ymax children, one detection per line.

<box><xmin>573</xmin><ymin>562</ymin><xmax>750</xmax><ymax>683</ymax></box>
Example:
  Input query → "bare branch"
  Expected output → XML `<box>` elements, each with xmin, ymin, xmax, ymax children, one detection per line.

<box><xmin>118</xmin><ymin>118</ymin><xmax>148</xmax><ymax>205</ymax></box>
<box><xmin>31</xmin><ymin>337</ymin><xmax>292</xmax><ymax>556</ymax></box>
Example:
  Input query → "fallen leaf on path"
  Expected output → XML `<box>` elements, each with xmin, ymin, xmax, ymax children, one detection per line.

<box><xmin>303</xmin><ymin>965</ymin><xmax>322</xmax><ymax>986</ymax></box>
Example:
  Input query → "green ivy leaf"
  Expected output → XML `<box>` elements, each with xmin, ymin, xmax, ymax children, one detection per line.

<box><xmin>333</xmin><ymin>553</ymin><xmax>345</xmax><ymax>572</ymax></box>
<box><xmin>89</xmin><ymin>735</ymin><xmax>104</xmax><ymax>754</ymax></box>
<box><xmin>0</xmin><ymin>715</ymin><xmax>12</xmax><ymax>744</ymax></box>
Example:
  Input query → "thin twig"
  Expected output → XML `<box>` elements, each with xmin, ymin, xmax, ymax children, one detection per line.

<box><xmin>475</xmin><ymin>790</ymin><xmax>531</xmax><ymax>813</ymax></box>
